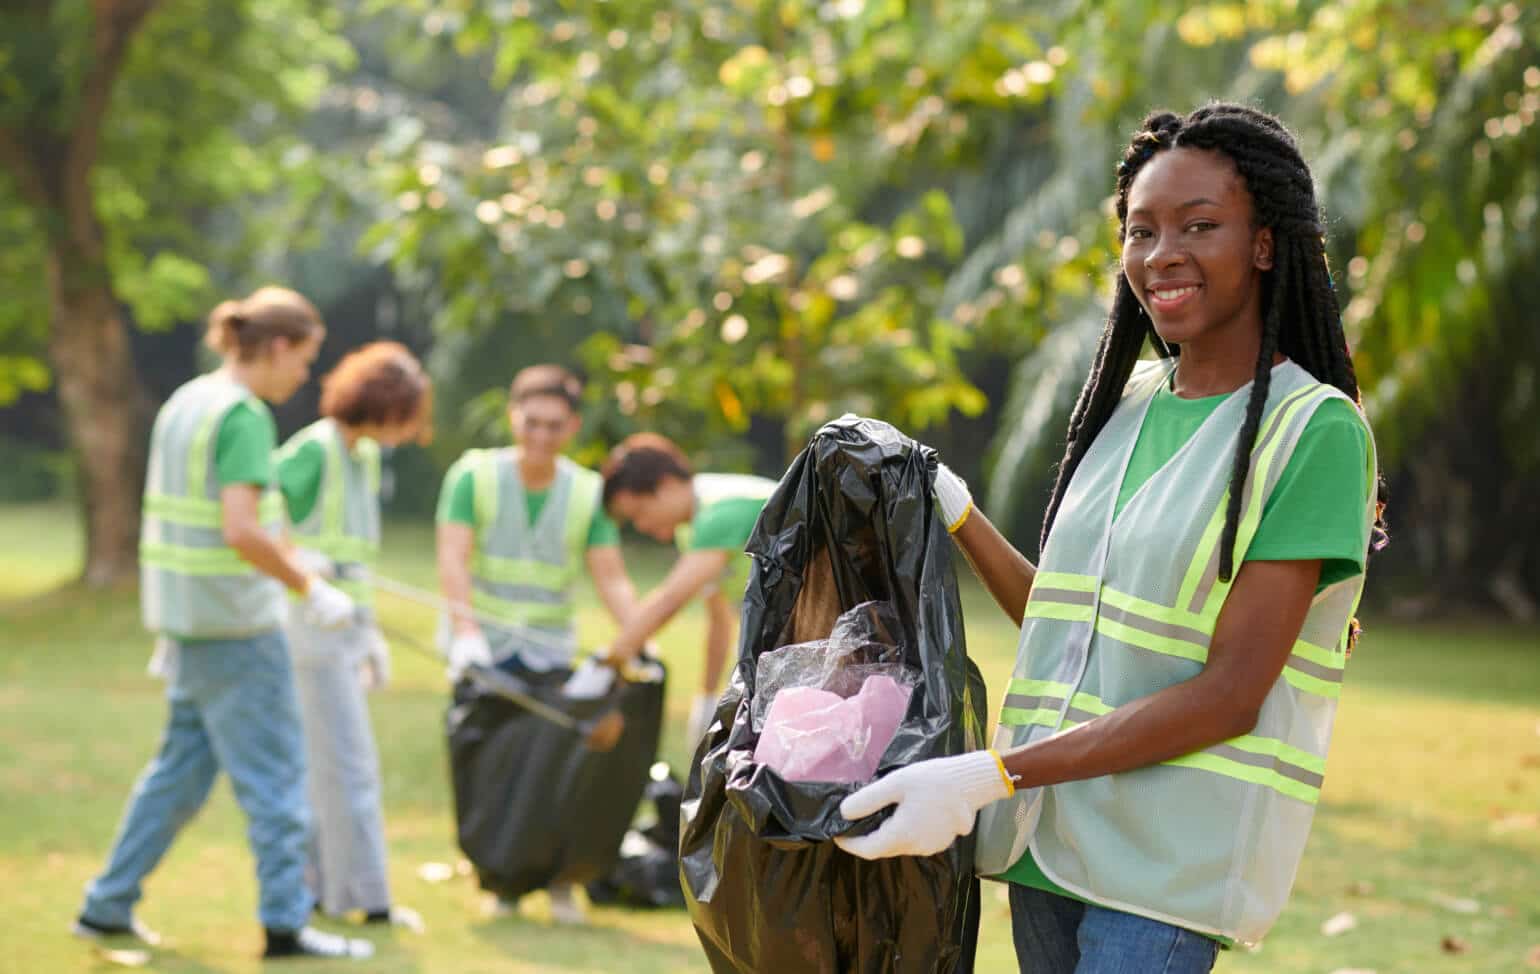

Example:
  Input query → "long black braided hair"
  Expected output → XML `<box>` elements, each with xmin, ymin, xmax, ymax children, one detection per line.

<box><xmin>1041</xmin><ymin>103</ymin><xmax>1388</xmax><ymax>593</ymax></box>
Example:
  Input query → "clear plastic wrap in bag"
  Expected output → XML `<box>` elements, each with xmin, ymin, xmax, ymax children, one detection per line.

<box><xmin>751</xmin><ymin>601</ymin><xmax>920</xmax><ymax>783</ymax></box>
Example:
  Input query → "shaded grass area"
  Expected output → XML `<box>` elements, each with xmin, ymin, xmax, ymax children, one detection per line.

<box><xmin>2</xmin><ymin>501</ymin><xmax>1537</xmax><ymax>972</ymax></box>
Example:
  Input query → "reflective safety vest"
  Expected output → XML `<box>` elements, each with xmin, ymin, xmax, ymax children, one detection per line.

<box><xmin>674</xmin><ymin>473</ymin><xmax>777</xmax><ymax>600</ymax></box>
<box><xmin>279</xmin><ymin>418</ymin><xmax>381</xmax><ymax>608</ymax></box>
<box><xmin>140</xmin><ymin>373</ymin><xmax>286</xmax><ymax>639</ymax></box>
<box><xmin>466</xmin><ymin>450</ymin><xmax>600</xmax><ymax>669</ymax></box>
<box><xmin>974</xmin><ymin>359</ymin><xmax>1377</xmax><ymax>947</ymax></box>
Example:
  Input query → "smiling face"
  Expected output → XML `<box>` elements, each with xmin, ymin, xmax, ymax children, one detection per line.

<box><xmin>509</xmin><ymin>393</ymin><xmax>581</xmax><ymax>465</ymax></box>
<box><xmin>1121</xmin><ymin>147</ymin><xmax>1273</xmax><ymax>351</ymax></box>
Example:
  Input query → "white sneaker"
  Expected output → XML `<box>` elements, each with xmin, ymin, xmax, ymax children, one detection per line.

<box><xmin>547</xmin><ymin>884</ymin><xmax>586</xmax><ymax>926</ymax></box>
<box><xmin>72</xmin><ymin>915</ymin><xmax>162</xmax><ymax>947</ymax></box>
<box><xmin>264</xmin><ymin>926</ymin><xmax>374</xmax><ymax>960</ymax></box>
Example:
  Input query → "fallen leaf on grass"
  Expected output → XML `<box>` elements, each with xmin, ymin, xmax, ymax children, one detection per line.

<box><xmin>1431</xmin><ymin>891</ymin><xmax>1481</xmax><ymax>914</ymax></box>
<box><xmin>1492</xmin><ymin>811</ymin><xmax>1540</xmax><ymax>833</ymax></box>
<box><xmin>1442</xmin><ymin>936</ymin><xmax>1470</xmax><ymax>954</ymax></box>
<box><xmin>1494</xmin><ymin>905</ymin><xmax>1517</xmax><ymax>919</ymax></box>
<box><xmin>1321</xmin><ymin>912</ymin><xmax>1358</xmax><ymax>937</ymax></box>
<box><xmin>416</xmin><ymin>861</ymin><xmax>455</xmax><ymax>883</ymax></box>
<box><xmin>1520</xmin><ymin>754</ymin><xmax>1540</xmax><ymax>769</ymax></box>
<box><xmin>1347</xmin><ymin>880</ymin><xmax>1375</xmax><ymax>896</ymax></box>
<box><xmin>1526</xmin><ymin>944</ymin><xmax>1540</xmax><ymax>968</ymax></box>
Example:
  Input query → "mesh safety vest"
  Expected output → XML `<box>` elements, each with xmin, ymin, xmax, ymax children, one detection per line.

<box><xmin>279</xmin><ymin>418</ymin><xmax>381</xmax><ymax>608</ymax></box>
<box><xmin>466</xmin><ymin>450</ymin><xmax>600</xmax><ymax>668</ymax></box>
<box><xmin>140</xmin><ymin>374</ymin><xmax>286</xmax><ymax>639</ymax></box>
<box><xmin>974</xmin><ymin>359</ymin><xmax>1377</xmax><ymax>947</ymax></box>
<box><xmin>674</xmin><ymin>473</ymin><xmax>777</xmax><ymax>600</ymax></box>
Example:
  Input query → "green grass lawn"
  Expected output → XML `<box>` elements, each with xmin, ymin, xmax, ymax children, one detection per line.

<box><xmin>2</xmin><ymin>500</ymin><xmax>1537</xmax><ymax>972</ymax></box>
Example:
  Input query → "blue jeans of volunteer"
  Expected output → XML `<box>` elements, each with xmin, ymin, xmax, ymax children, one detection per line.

<box><xmin>1009</xmin><ymin>884</ymin><xmax>1219</xmax><ymax>974</ymax></box>
<box><xmin>79</xmin><ymin>630</ymin><xmax>313</xmax><ymax>932</ymax></box>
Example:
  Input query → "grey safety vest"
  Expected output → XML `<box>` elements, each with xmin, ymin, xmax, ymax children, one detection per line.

<box><xmin>974</xmin><ymin>359</ymin><xmax>1377</xmax><ymax>947</ymax></box>
<box><xmin>140</xmin><ymin>373</ymin><xmax>286</xmax><ymax>639</ymax></box>
<box><xmin>279</xmin><ymin>418</ymin><xmax>381</xmax><ymax>609</ymax></box>
<box><xmin>465</xmin><ymin>450</ymin><xmax>601</xmax><ymax>669</ymax></box>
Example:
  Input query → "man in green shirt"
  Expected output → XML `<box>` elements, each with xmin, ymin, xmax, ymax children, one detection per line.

<box><xmin>599</xmin><ymin>433</ymin><xmax>776</xmax><ymax>743</ymax></box>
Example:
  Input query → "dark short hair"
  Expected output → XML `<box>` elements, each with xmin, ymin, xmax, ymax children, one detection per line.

<box><xmin>510</xmin><ymin>364</ymin><xmax>582</xmax><ymax>410</ymax></box>
<box><xmin>320</xmin><ymin>341</ymin><xmax>433</xmax><ymax>443</ymax></box>
<box><xmin>601</xmin><ymin>433</ymin><xmax>694</xmax><ymax>510</ymax></box>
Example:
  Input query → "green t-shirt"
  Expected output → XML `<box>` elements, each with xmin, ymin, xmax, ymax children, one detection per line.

<box><xmin>435</xmin><ymin>454</ymin><xmax>619</xmax><ymax>548</ymax></box>
<box><xmin>213</xmin><ymin>400</ymin><xmax>276</xmax><ymax>487</ymax></box>
<box><xmin>673</xmin><ymin>474</ymin><xmax>776</xmax><ymax>598</ymax></box>
<box><xmin>1001</xmin><ymin>387</ymin><xmax>1371</xmax><ymax>918</ymax></box>
<box><xmin>275</xmin><ymin>438</ymin><xmax>327</xmax><ymax>524</ymax></box>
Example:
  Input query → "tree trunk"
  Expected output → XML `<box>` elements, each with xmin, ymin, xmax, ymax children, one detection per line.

<box><xmin>45</xmin><ymin>240</ymin><xmax>149</xmax><ymax>588</ymax></box>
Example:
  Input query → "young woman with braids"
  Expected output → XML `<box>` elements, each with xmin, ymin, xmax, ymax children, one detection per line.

<box><xmin>835</xmin><ymin>104</ymin><xmax>1386</xmax><ymax>971</ymax></box>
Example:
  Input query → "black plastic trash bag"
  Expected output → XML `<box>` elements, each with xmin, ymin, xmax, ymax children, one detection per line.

<box><xmin>680</xmin><ymin>416</ymin><xmax>989</xmax><ymax>973</ymax></box>
<box><xmin>587</xmin><ymin>765</ymin><xmax>688</xmax><ymax>909</ymax></box>
<box><xmin>447</xmin><ymin>657</ymin><xmax>666</xmax><ymax>900</ymax></box>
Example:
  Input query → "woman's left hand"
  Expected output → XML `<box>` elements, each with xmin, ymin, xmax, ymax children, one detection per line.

<box><xmin>834</xmin><ymin>750</ymin><xmax>1015</xmax><ymax>860</ymax></box>
<box><xmin>361</xmin><ymin>627</ymin><xmax>391</xmax><ymax>691</ymax></box>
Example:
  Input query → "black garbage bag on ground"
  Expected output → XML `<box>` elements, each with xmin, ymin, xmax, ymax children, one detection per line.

<box><xmin>447</xmin><ymin>657</ymin><xmax>666</xmax><ymax>900</ymax></box>
<box><xmin>680</xmin><ymin>416</ymin><xmax>989</xmax><ymax>973</ymax></box>
<box><xmin>587</xmin><ymin>766</ymin><xmax>687</xmax><ymax>909</ymax></box>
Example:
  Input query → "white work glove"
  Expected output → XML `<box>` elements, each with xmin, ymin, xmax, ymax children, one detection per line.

<box><xmin>562</xmin><ymin>657</ymin><xmax>616</xmax><ymax>699</ymax></box>
<box><xmin>447</xmin><ymin>628</ymin><xmax>494</xmax><ymax>682</ymax></box>
<box><xmin>933</xmin><ymin>462</ymin><xmax>973</xmax><ymax>534</ymax></box>
<box><xmin>302</xmin><ymin>577</ymin><xmax>356</xmax><ymax>629</ymax></box>
<box><xmin>294</xmin><ymin>547</ymin><xmax>335</xmax><ymax>579</ymax></box>
<box><xmin>361</xmin><ymin>626</ymin><xmax>390</xmax><ymax>691</ymax></box>
<box><xmin>834</xmin><ymin>750</ymin><xmax>1015</xmax><ymax>860</ymax></box>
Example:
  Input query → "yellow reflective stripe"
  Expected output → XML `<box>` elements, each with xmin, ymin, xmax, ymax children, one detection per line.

<box><xmin>332</xmin><ymin>577</ymin><xmax>374</xmax><ymax>603</ymax></box>
<box><xmin>1290</xmin><ymin>638</ymin><xmax>1343</xmax><ymax>671</ymax></box>
<box><xmin>1095</xmin><ymin>615</ymin><xmax>1208</xmax><ymax>664</ymax></box>
<box><xmin>1098</xmin><ymin>586</ymin><xmax>1206</xmax><ymax>633</ymax></box>
<box><xmin>1008</xmin><ymin>678</ymin><xmax>1074</xmax><ymax>698</ymax></box>
<box><xmin>140</xmin><ymin>542</ymin><xmax>252</xmax><ymax>576</ymax></box>
<box><xmin>471</xmin><ymin>590</ymin><xmax>573</xmax><ymax>626</ymax></box>
<box><xmin>1162</xmin><ymin>751</ymin><xmax>1320</xmax><ymax>805</ymax></box>
<box><xmin>185</xmin><ymin>402</ymin><xmax>227</xmax><ymax>500</ymax></box>
<box><xmin>1025</xmin><ymin>601</ymin><xmax>1095</xmax><ymax>623</ymax></box>
<box><xmin>473</xmin><ymin>451</ymin><xmax>498</xmax><ymax>543</ymax></box>
<box><xmin>1178</xmin><ymin>383</ymin><xmax>1324</xmax><ymax>611</ymax></box>
<box><xmin>1222</xmin><ymin>732</ymin><xmax>1325</xmax><ymax>775</ymax></box>
<box><xmin>145</xmin><ymin>492</ymin><xmax>282</xmax><ymax>528</ymax></box>
<box><xmin>998</xmin><ymin>707</ymin><xmax>1060</xmax><ymax>728</ymax></box>
<box><xmin>1283</xmin><ymin>668</ymin><xmax>1341</xmax><ymax>699</ymax></box>
<box><xmin>321</xmin><ymin>427</ymin><xmax>346</xmax><ymax>542</ymax></box>
<box><xmin>472</xmin><ymin>553</ymin><xmax>566</xmax><ymax>590</ymax></box>
<box><xmin>309</xmin><ymin>534</ymin><xmax>377</xmax><ymax>562</ymax></box>
<box><xmin>1069</xmin><ymin>691</ymin><xmax>1112</xmax><ymax>716</ymax></box>
<box><xmin>1033</xmin><ymin>571</ymin><xmax>1099</xmax><ymax>594</ymax></box>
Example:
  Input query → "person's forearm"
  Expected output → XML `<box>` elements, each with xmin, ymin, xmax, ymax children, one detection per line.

<box><xmin>598</xmin><ymin>576</ymin><xmax>640</xmax><ymax>627</ymax></box>
<box><xmin>1000</xmin><ymin>670</ymin><xmax>1259</xmax><ymax>789</ymax></box>
<box><xmin>610</xmin><ymin>585</ymin><xmax>694</xmax><ymax>660</ymax></box>
<box><xmin>952</xmin><ymin>509</ymin><xmax>1036</xmax><ymax>626</ymax></box>
<box><xmin>228</xmin><ymin>528</ymin><xmax>310</xmax><ymax>594</ymax></box>
<box><xmin>436</xmin><ymin>543</ymin><xmax>478</xmax><ymax>634</ymax></box>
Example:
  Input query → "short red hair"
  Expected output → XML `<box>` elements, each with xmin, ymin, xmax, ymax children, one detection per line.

<box><xmin>319</xmin><ymin>342</ymin><xmax>433</xmax><ymax>444</ymax></box>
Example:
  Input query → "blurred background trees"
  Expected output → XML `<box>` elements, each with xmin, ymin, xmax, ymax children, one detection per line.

<box><xmin>3</xmin><ymin>0</ymin><xmax>1536</xmax><ymax>613</ymax></box>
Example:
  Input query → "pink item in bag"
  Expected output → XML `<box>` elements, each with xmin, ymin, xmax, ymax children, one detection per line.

<box><xmin>753</xmin><ymin>674</ymin><xmax>913</xmax><ymax>783</ymax></box>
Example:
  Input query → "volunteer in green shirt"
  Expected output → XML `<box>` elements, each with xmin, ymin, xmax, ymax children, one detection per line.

<box><xmin>276</xmin><ymin>341</ymin><xmax>432</xmax><ymax>930</ymax></box>
<box><xmin>833</xmin><ymin>104</ymin><xmax>1387</xmax><ymax>972</ymax></box>
<box><xmin>599</xmin><ymin>433</ymin><xmax>776</xmax><ymax>743</ymax></box>
<box><xmin>435</xmin><ymin>364</ymin><xmax>638</xmax><ymax>924</ymax></box>
<box><xmin>77</xmin><ymin>287</ymin><xmax>373</xmax><ymax>961</ymax></box>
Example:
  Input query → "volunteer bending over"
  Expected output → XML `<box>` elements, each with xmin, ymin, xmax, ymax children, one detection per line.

<box><xmin>435</xmin><ymin>364</ymin><xmax>638</xmax><ymax>923</ymax></box>
<box><xmin>76</xmin><ymin>287</ymin><xmax>372</xmax><ymax>961</ymax></box>
<box><xmin>277</xmin><ymin>341</ymin><xmax>432</xmax><ymax>928</ymax></box>
<box><xmin>836</xmin><ymin>104</ymin><xmax>1386</xmax><ymax>972</ymax></box>
<box><xmin>599</xmin><ymin>433</ymin><xmax>776</xmax><ymax>743</ymax></box>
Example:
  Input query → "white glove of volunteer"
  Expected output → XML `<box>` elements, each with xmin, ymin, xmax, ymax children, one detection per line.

<box><xmin>302</xmin><ymin>577</ymin><xmax>356</xmax><ymax>629</ymax></box>
<box><xmin>932</xmin><ymin>462</ymin><xmax>974</xmax><ymax>535</ymax></box>
<box><xmin>562</xmin><ymin>657</ymin><xmax>616</xmax><ymax>699</ymax></box>
<box><xmin>447</xmin><ymin>628</ymin><xmax>494</xmax><ymax>681</ymax></box>
<box><xmin>834</xmin><ymin>750</ymin><xmax>1015</xmax><ymax>860</ymax></box>
<box><xmin>361</xmin><ymin>626</ymin><xmax>391</xmax><ymax>690</ymax></box>
<box><xmin>294</xmin><ymin>547</ymin><xmax>336</xmax><ymax>579</ymax></box>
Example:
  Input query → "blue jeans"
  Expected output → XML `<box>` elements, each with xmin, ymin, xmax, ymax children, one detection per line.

<box><xmin>1009</xmin><ymin>884</ymin><xmax>1219</xmax><ymax>974</ymax></box>
<box><xmin>80</xmin><ymin>630</ymin><xmax>313</xmax><ymax>931</ymax></box>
